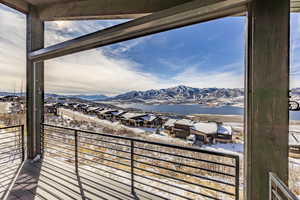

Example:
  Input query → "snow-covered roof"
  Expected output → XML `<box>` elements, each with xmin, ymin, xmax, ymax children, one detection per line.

<box><xmin>164</xmin><ymin>119</ymin><xmax>177</xmax><ymax>127</ymax></box>
<box><xmin>191</xmin><ymin>122</ymin><xmax>218</xmax><ymax>134</ymax></box>
<box><xmin>175</xmin><ymin>119</ymin><xmax>194</xmax><ymax>126</ymax></box>
<box><xmin>122</xmin><ymin>112</ymin><xmax>146</xmax><ymax>119</ymax></box>
<box><xmin>289</xmin><ymin>132</ymin><xmax>300</xmax><ymax>146</ymax></box>
<box><xmin>87</xmin><ymin>107</ymin><xmax>98</xmax><ymax>111</ymax></box>
<box><xmin>217</xmin><ymin>125</ymin><xmax>233</xmax><ymax>135</ymax></box>
<box><xmin>99</xmin><ymin>109</ymin><xmax>118</xmax><ymax>114</ymax></box>
<box><xmin>111</xmin><ymin>110</ymin><xmax>126</xmax><ymax>116</ymax></box>
<box><xmin>141</xmin><ymin>114</ymin><xmax>157</xmax><ymax>122</ymax></box>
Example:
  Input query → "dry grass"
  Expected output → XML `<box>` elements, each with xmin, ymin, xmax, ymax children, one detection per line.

<box><xmin>289</xmin><ymin>162</ymin><xmax>300</xmax><ymax>196</ymax></box>
<box><xmin>43</xmin><ymin>128</ymin><xmax>240</xmax><ymax>200</ymax></box>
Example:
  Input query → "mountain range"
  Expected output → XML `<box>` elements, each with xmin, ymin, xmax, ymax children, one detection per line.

<box><xmin>106</xmin><ymin>85</ymin><xmax>244</xmax><ymax>103</ymax></box>
<box><xmin>4</xmin><ymin>86</ymin><xmax>300</xmax><ymax>104</ymax></box>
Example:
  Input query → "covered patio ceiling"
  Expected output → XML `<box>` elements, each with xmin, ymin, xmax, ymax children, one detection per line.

<box><xmin>1</xmin><ymin>0</ymin><xmax>300</xmax><ymax>21</ymax></box>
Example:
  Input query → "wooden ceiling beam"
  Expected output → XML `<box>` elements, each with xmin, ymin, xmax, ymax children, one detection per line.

<box><xmin>37</xmin><ymin>0</ymin><xmax>193</xmax><ymax>21</ymax></box>
<box><xmin>0</xmin><ymin>0</ymin><xmax>29</xmax><ymax>13</ymax></box>
<box><xmin>30</xmin><ymin>0</ymin><xmax>249</xmax><ymax>61</ymax></box>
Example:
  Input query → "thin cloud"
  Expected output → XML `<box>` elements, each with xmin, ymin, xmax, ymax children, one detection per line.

<box><xmin>0</xmin><ymin>4</ymin><xmax>26</xmax><ymax>92</ymax></box>
<box><xmin>5</xmin><ymin>5</ymin><xmax>294</xmax><ymax>95</ymax></box>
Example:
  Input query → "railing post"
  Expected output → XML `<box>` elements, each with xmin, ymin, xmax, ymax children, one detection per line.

<box><xmin>21</xmin><ymin>125</ymin><xmax>25</xmax><ymax>162</ymax></box>
<box><xmin>235</xmin><ymin>156</ymin><xmax>239</xmax><ymax>200</ymax></box>
<box><xmin>269</xmin><ymin>173</ymin><xmax>272</xmax><ymax>200</ymax></box>
<box><xmin>40</xmin><ymin>124</ymin><xmax>43</xmax><ymax>158</ymax></box>
<box><xmin>75</xmin><ymin>130</ymin><xmax>78</xmax><ymax>166</ymax></box>
<box><xmin>131</xmin><ymin>140</ymin><xmax>135</xmax><ymax>195</ymax></box>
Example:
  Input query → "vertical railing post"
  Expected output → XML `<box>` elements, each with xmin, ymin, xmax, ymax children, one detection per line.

<box><xmin>235</xmin><ymin>156</ymin><xmax>239</xmax><ymax>200</ymax></box>
<box><xmin>75</xmin><ymin>130</ymin><xmax>78</xmax><ymax>162</ymax></box>
<box><xmin>21</xmin><ymin>125</ymin><xmax>25</xmax><ymax>162</ymax></box>
<box><xmin>131</xmin><ymin>140</ymin><xmax>135</xmax><ymax>195</ymax></box>
<box><xmin>40</xmin><ymin>124</ymin><xmax>43</xmax><ymax>158</ymax></box>
<box><xmin>75</xmin><ymin>130</ymin><xmax>78</xmax><ymax>166</ymax></box>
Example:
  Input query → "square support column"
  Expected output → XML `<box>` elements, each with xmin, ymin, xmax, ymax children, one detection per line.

<box><xmin>26</xmin><ymin>6</ymin><xmax>44</xmax><ymax>159</ymax></box>
<box><xmin>246</xmin><ymin>0</ymin><xmax>290</xmax><ymax>199</ymax></box>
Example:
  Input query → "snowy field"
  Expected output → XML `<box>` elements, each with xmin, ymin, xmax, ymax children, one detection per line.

<box><xmin>0</xmin><ymin>102</ymin><xmax>10</xmax><ymax>114</ymax></box>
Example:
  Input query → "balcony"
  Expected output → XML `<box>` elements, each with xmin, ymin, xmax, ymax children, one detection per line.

<box><xmin>0</xmin><ymin>0</ymin><xmax>298</xmax><ymax>199</ymax></box>
<box><xmin>1</xmin><ymin>124</ymin><xmax>241</xmax><ymax>200</ymax></box>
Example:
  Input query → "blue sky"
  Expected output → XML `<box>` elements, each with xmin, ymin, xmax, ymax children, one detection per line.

<box><xmin>0</xmin><ymin>3</ymin><xmax>299</xmax><ymax>96</ymax></box>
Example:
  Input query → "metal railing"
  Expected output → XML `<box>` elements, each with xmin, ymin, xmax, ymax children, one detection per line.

<box><xmin>0</xmin><ymin>125</ymin><xmax>24</xmax><ymax>198</ymax></box>
<box><xmin>269</xmin><ymin>172</ymin><xmax>299</xmax><ymax>200</ymax></box>
<box><xmin>42</xmin><ymin>123</ymin><xmax>240</xmax><ymax>200</ymax></box>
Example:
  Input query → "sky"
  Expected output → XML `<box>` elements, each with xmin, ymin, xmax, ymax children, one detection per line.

<box><xmin>0</xmin><ymin>3</ymin><xmax>299</xmax><ymax>96</ymax></box>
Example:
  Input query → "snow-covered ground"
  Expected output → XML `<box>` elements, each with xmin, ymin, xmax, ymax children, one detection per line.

<box><xmin>0</xmin><ymin>102</ymin><xmax>11</xmax><ymax>114</ymax></box>
<box><xmin>57</xmin><ymin>108</ymin><xmax>245</xmax><ymax>155</ymax></box>
<box><xmin>202</xmin><ymin>143</ymin><xmax>243</xmax><ymax>156</ymax></box>
<box><xmin>58</xmin><ymin>108</ymin><xmax>146</xmax><ymax>134</ymax></box>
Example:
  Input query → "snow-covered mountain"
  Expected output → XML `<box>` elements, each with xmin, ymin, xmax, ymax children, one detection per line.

<box><xmin>107</xmin><ymin>85</ymin><xmax>244</xmax><ymax>103</ymax></box>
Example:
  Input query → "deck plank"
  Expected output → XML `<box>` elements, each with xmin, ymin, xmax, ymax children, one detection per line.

<box><xmin>7</xmin><ymin>156</ymin><xmax>164</xmax><ymax>200</ymax></box>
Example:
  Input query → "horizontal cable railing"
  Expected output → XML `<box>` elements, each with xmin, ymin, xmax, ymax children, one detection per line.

<box><xmin>42</xmin><ymin>123</ymin><xmax>240</xmax><ymax>200</ymax></box>
<box><xmin>0</xmin><ymin>125</ymin><xmax>24</xmax><ymax>199</ymax></box>
<box><xmin>269</xmin><ymin>172</ymin><xmax>299</xmax><ymax>200</ymax></box>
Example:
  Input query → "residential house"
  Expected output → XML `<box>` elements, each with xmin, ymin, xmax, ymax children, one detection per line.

<box><xmin>86</xmin><ymin>107</ymin><xmax>101</xmax><ymax>115</ymax></box>
<box><xmin>111</xmin><ymin>110</ymin><xmax>127</xmax><ymax>121</ymax></box>
<box><xmin>120</xmin><ymin>113</ymin><xmax>148</xmax><ymax>127</ymax></box>
<box><xmin>190</xmin><ymin>122</ymin><xmax>218</xmax><ymax>143</ymax></box>
<box><xmin>163</xmin><ymin>119</ymin><xmax>177</xmax><ymax>134</ymax></box>
<box><xmin>140</xmin><ymin>114</ymin><xmax>163</xmax><ymax>128</ymax></box>
<box><xmin>216</xmin><ymin>124</ymin><xmax>233</xmax><ymax>142</ymax></box>
<box><xmin>172</xmin><ymin>119</ymin><xmax>194</xmax><ymax>139</ymax></box>
<box><xmin>45</xmin><ymin>103</ymin><xmax>58</xmax><ymax>115</ymax></box>
<box><xmin>97</xmin><ymin>109</ymin><xmax>118</xmax><ymax>120</ymax></box>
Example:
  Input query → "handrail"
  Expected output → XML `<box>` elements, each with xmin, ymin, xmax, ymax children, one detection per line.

<box><xmin>42</xmin><ymin>123</ymin><xmax>240</xmax><ymax>200</ymax></box>
<box><xmin>269</xmin><ymin>172</ymin><xmax>299</xmax><ymax>200</ymax></box>
<box><xmin>42</xmin><ymin>123</ymin><xmax>239</xmax><ymax>159</ymax></box>
<box><xmin>0</xmin><ymin>125</ymin><xmax>24</xmax><ymax>130</ymax></box>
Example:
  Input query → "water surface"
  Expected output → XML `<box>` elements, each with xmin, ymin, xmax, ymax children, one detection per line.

<box><xmin>118</xmin><ymin>103</ymin><xmax>300</xmax><ymax>120</ymax></box>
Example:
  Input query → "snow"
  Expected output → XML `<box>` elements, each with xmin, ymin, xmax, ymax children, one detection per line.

<box><xmin>87</xmin><ymin>107</ymin><xmax>99</xmax><ymax>111</ymax></box>
<box><xmin>99</xmin><ymin>109</ymin><xmax>118</xmax><ymax>114</ymax></box>
<box><xmin>141</xmin><ymin>114</ymin><xmax>157</xmax><ymax>122</ymax></box>
<box><xmin>164</xmin><ymin>119</ymin><xmax>177</xmax><ymax>127</ymax></box>
<box><xmin>121</xmin><ymin>112</ymin><xmax>146</xmax><ymax>119</ymax></box>
<box><xmin>192</xmin><ymin>122</ymin><xmax>218</xmax><ymax>134</ymax></box>
<box><xmin>111</xmin><ymin>110</ymin><xmax>125</xmax><ymax>116</ymax></box>
<box><xmin>59</xmin><ymin>108</ymin><xmax>145</xmax><ymax>134</ymax></box>
<box><xmin>217</xmin><ymin>125</ymin><xmax>233</xmax><ymax>135</ymax></box>
<box><xmin>174</xmin><ymin>119</ymin><xmax>193</xmax><ymax>126</ymax></box>
<box><xmin>149</xmin><ymin>132</ymin><xmax>188</xmax><ymax>145</ymax></box>
<box><xmin>202</xmin><ymin>142</ymin><xmax>244</xmax><ymax>155</ymax></box>
<box><xmin>0</xmin><ymin>102</ymin><xmax>11</xmax><ymax>113</ymax></box>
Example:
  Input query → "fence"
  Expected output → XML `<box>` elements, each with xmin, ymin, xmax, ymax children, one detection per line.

<box><xmin>42</xmin><ymin>123</ymin><xmax>240</xmax><ymax>200</ymax></box>
<box><xmin>0</xmin><ymin>125</ymin><xmax>24</xmax><ymax>198</ymax></box>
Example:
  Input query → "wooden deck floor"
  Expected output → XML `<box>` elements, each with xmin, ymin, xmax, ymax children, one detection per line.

<box><xmin>6</xmin><ymin>157</ymin><xmax>163</xmax><ymax>200</ymax></box>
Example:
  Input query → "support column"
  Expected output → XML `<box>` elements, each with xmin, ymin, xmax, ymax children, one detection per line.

<box><xmin>26</xmin><ymin>6</ymin><xmax>44</xmax><ymax>159</ymax></box>
<box><xmin>246</xmin><ymin>0</ymin><xmax>290</xmax><ymax>199</ymax></box>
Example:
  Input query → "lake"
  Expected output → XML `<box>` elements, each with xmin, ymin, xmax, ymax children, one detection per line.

<box><xmin>118</xmin><ymin>103</ymin><xmax>300</xmax><ymax>120</ymax></box>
